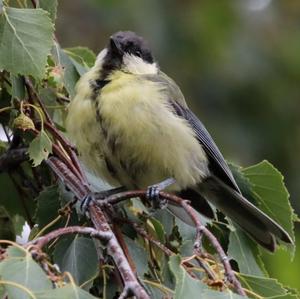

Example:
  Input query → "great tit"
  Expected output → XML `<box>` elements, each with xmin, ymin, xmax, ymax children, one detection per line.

<box><xmin>66</xmin><ymin>31</ymin><xmax>292</xmax><ymax>251</ymax></box>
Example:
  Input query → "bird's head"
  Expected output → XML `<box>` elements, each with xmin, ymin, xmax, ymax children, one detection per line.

<box><xmin>97</xmin><ymin>31</ymin><xmax>158</xmax><ymax>78</ymax></box>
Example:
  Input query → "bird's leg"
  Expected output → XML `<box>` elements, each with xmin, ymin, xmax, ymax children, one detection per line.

<box><xmin>80</xmin><ymin>186</ymin><xmax>127</xmax><ymax>215</ymax></box>
<box><xmin>79</xmin><ymin>193</ymin><xmax>96</xmax><ymax>217</ymax></box>
<box><xmin>147</xmin><ymin>178</ymin><xmax>176</xmax><ymax>209</ymax></box>
<box><xmin>95</xmin><ymin>186</ymin><xmax>127</xmax><ymax>200</ymax></box>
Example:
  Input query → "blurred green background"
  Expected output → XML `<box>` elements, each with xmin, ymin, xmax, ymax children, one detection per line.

<box><xmin>56</xmin><ymin>0</ymin><xmax>300</xmax><ymax>290</ymax></box>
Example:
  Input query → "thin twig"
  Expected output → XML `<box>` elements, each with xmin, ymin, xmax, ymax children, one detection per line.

<box><xmin>24</xmin><ymin>77</ymin><xmax>87</xmax><ymax>181</ymax></box>
<box><xmin>46</xmin><ymin>157</ymin><xmax>151</xmax><ymax>299</ymax></box>
<box><xmin>44</xmin><ymin>122</ymin><xmax>87</xmax><ymax>182</ymax></box>
<box><xmin>46</xmin><ymin>157</ymin><xmax>87</xmax><ymax>198</ymax></box>
<box><xmin>2</xmin><ymin>125</ymin><xmax>11</xmax><ymax>143</ymax></box>
<box><xmin>52</xmin><ymin>143</ymin><xmax>83</xmax><ymax>181</ymax></box>
<box><xmin>24</xmin><ymin>78</ymin><xmax>53</xmax><ymax>125</ymax></box>
<box><xmin>30</xmin><ymin>226</ymin><xmax>112</xmax><ymax>249</ymax></box>
<box><xmin>113</xmin><ymin>223</ymin><xmax>137</xmax><ymax>274</ymax></box>
<box><xmin>128</xmin><ymin>218</ymin><xmax>218</xmax><ymax>282</ymax></box>
<box><xmin>96</xmin><ymin>190</ymin><xmax>246</xmax><ymax>296</ymax></box>
<box><xmin>30</xmin><ymin>0</ymin><xmax>37</xmax><ymax>8</ymax></box>
<box><xmin>117</xmin><ymin>217</ymin><xmax>173</xmax><ymax>256</ymax></box>
<box><xmin>89</xmin><ymin>203</ymin><xmax>150</xmax><ymax>299</ymax></box>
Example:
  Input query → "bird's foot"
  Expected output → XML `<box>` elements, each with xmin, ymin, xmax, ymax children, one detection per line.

<box><xmin>147</xmin><ymin>184</ymin><xmax>166</xmax><ymax>209</ymax></box>
<box><xmin>79</xmin><ymin>186</ymin><xmax>127</xmax><ymax>216</ymax></box>
<box><xmin>79</xmin><ymin>193</ymin><xmax>96</xmax><ymax>217</ymax></box>
<box><xmin>146</xmin><ymin>178</ymin><xmax>176</xmax><ymax>210</ymax></box>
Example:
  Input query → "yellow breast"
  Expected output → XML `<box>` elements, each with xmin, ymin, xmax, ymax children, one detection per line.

<box><xmin>66</xmin><ymin>69</ymin><xmax>120</xmax><ymax>187</ymax></box>
<box><xmin>96</xmin><ymin>71</ymin><xmax>209</xmax><ymax>190</ymax></box>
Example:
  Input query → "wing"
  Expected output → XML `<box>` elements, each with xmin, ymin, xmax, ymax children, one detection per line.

<box><xmin>171</xmin><ymin>100</ymin><xmax>240</xmax><ymax>193</ymax></box>
<box><xmin>143</xmin><ymin>72</ymin><xmax>241</xmax><ymax>193</ymax></box>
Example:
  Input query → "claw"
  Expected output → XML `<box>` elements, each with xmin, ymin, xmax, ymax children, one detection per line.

<box><xmin>146</xmin><ymin>178</ymin><xmax>176</xmax><ymax>210</ymax></box>
<box><xmin>79</xmin><ymin>193</ymin><xmax>96</xmax><ymax>216</ymax></box>
<box><xmin>78</xmin><ymin>187</ymin><xmax>127</xmax><ymax>217</ymax></box>
<box><xmin>147</xmin><ymin>185</ymin><xmax>163</xmax><ymax>209</ymax></box>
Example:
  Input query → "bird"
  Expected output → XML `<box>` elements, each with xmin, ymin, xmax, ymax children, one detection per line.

<box><xmin>66</xmin><ymin>31</ymin><xmax>292</xmax><ymax>251</ymax></box>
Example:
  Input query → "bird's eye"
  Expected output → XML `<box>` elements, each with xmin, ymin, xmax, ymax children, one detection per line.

<box><xmin>135</xmin><ymin>50</ymin><xmax>142</xmax><ymax>57</ymax></box>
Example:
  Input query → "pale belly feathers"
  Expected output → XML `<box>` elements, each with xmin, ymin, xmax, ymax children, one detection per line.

<box><xmin>66</xmin><ymin>71</ymin><xmax>209</xmax><ymax>191</ymax></box>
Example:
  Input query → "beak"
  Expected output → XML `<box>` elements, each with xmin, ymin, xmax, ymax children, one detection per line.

<box><xmin>109</xmin><ymin>37</ymin><xmax>123</xmax><ymax>55</ymax></box>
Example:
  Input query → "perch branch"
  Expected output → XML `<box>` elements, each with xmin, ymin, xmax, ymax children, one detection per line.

<box><xmin>117</xmin><ymin>217</ymin><xmax>173</xmax><ymax>256</ymax></box>
<box><xmin>24</xmin><ymin>77</ymin><xmax>86</xmax><ymax>182</ymax></box>
<box><xmin>96</xmin><ymin>190</ymin><xmax>246</xmax><ymax>296</ymax></box>
<box><xmin>30</xmin><ymin>226</ymin><xmax>112</xmax><ymax>249</ymax></box>
<box><xmin>46</xmin><ymin>157</ymin><xmax>150</xmax><ymax>299</ymax></box>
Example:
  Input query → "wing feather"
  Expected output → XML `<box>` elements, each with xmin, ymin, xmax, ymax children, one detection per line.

<box><xmin>143</xmin><ymin>72</ymin><xmax>240</xmax><ymax>192</ymax></box>
<box><xmin>170</xmin><ymin>100</ymin><xmax>240</xmax><ymax>193</ymax></box>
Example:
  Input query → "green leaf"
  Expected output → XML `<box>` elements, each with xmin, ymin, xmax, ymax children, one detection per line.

<box><xmin>35</xmin><ymin>185</ymin><xmax>61</xmax><ymax>229</ymax></box>
<box><xmin>0</xmin><ymin>246</ymin><xmax>52</xmax><ymax>299</ymax></box>
<box><xmin>0</xmin><ymin>7</ymin><xmax>54</xmax><ymax>79</ymax></box>
<box><xmin>28</xmin><ymin>130</ymin><xmax>52</xmax><ymax>167</ymax></box>
<box><xmin>180</xmin><ymin>239</ymin><xmax>194</xmax><ymax>257</ymax></box>
<box><xmin>39</xmin><ymin>0</ymin><xmax>57</xmax><ymax>22</ymax></box>
<box><xmin>143</xmin><ymin>282</ymin><xmax>170</xmax><ymax>299</ymax></box>
<box><xmin>175</xmin><ymin>216</ymin><xmax>198</xmax><ymax>241</ymax></box>
<box><xmin>53</xmin><ymin>235</ymin><xmax>98</xmax><ymax>286</ymax></box>
<box><xmin>10</xmin><ymin>74</ymin><xmax>25</xmax><ymax>100</ymax></box>
<box><xmin>35</xmin><ymin>283</ymin><xmax>98</xmax><ymax>299</ymax></box>
<box><xmin>68</xmin><ymin>57</ymin><xmax>88</xmax><ymax>76</ymax></box>
<box><xmin>238</xmin><ymin>273</ymin><xmax>293</xmax><ymax>298</ymax></box>
<box><xmin>242</xmin><ymin>161</ymin><xmax>296</xmax><ymax>248</ymax></box>
<box><xmin>124</xmin><ymin>235</ymin><xmax>149</xmax><ymax>276</ymax></box>
<box><xmin>0</xmin><ymin>173</ymin><xmax>34</xmax><ymax>220</ymax></box>
<box><xmin>169</xmin><ymin>255</ymin><xmax>244</xmax><ymax>299</ymax></box>
<box><xmin>228</xmin><ymin>227</ymin><xmax>265</xmax><ymax>276</ymax></box>
<box><xmin>272</xmin><ymin>295</ymin><xmax>299</xmax><ymax>299</ymax></box>
<box><xmin>52</xmin><ymin>43</ymin><xmax>80</xmax><ymax>97</ymax></box>
<box><xmin>152</xmin><ymin>208</ymin><xmax>174</xmax><ymax>237</ymax></box>
<box><xmin>6</xmin><ymin>245</ymin><xmax>26</xmax><ymax>257</ymax></box>
<box><xmin>39</xmin><ymin>87</ymin><xmax>57</xmax><ymax>108</ymax></box>
<box><xmin>0</xmin><ymin>206</ymin><xmax>15</xmax><ymax>240</ymax></box>
<box><xmin>149</xmin><ymin>217</ymin><xmax>166</xmax><ymax>243</ymax></box>
<box><xmin>64</xmin><ymin>47</ymin><xmax>96</xmax><ymax>68</ymax></box>
<box><xmin>0</xmin><ymin>285</ymin><xmax>5</xmax><ymax>299</ymax></box>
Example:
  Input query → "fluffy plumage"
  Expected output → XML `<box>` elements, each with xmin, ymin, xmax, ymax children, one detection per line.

<box><xmin>66</xmin><ymin>31</ymin><xmax>292</xmax><ymax>251</ymax></box>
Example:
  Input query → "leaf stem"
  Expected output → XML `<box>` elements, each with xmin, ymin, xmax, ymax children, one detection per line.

<box><xmin>0</xmin><ymin>280</ymin><xmax>36</xmax><ymax>299</ymax></box>
<box><xmin>32</xmin><ymin>214</ymin><xmax>62</xmax><ymax>240</ymax></box>
<box><xmin>0</xmin><ymin>106</ymin><xmax>12</xmax><ymax>113</ymax></box>
<box><xmin>23</xmin><ymin>103</ymin><xmax>45</xmax><ymax>131</ymax></box>
<box><xmin>142</xmin><ymin>279</ymin><xmax>175</xmax><ymax>295</ymax></box>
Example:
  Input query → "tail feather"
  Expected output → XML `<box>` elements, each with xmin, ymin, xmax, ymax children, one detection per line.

<box><xmin>198</xmin><ymin>176</ymin><xmax>293</xmax><ymax>251</ymax></box>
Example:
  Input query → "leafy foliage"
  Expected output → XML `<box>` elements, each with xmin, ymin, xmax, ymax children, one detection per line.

<box><xmin>238</xmin><ymin>274</ymin><xmax>298</xmax><ymax>299</ymax></box>
<box><xmin>0</xmin><ymin>7</ymin><xmax>54</xmax><ymax>79</ymax></box>
<box><xmin>38</xmin><ymin>0</ymin><xmax>57</xmax><ymax>22</ymax></box>
<box><xmin>65</xmin><ymin>47</ymin><xmax>96</xmax><ymax>69</ymax></box>
<box><xmin>0</xmin><ymin>246</ymin><xmax>52</xmax><ymax>299</ymax></box>
<box><xmin>169</xmin><ymin>255</ymin><xmax>244</xmax><ymax>299</ymax></box>
<box><xmin>228</xmin><ymin>227</ymin><xmax>265</xmax><ymax>277</ymax></box>
<box><xmin>0</xmin><ymin>1</ymin><xmax>298</xmax><ymax>299</ymax></box>
<box><xmin>53</xmin><ymin>236</ymin><xmax>98</xmax><ymax>286</ymax></box>
<box><xmin>243</xmin><ymin>161</ymin><xmax>296</xmax><ymax>246</ymax></box>
<box><xmin>28</xmin><ymin>130</ymin><xmax>52</xmax><ymax>167</ymax></box>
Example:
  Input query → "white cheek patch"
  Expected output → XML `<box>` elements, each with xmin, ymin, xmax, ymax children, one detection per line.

<box><xmin>122</xmin><ymin>53</ymin><xmax>158</xmax><ymax>75</ymax></box>
<box><xmin>95</xmin><ymin>48</ymin><xmax>108</xmax><ymax>66</ymax></box>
